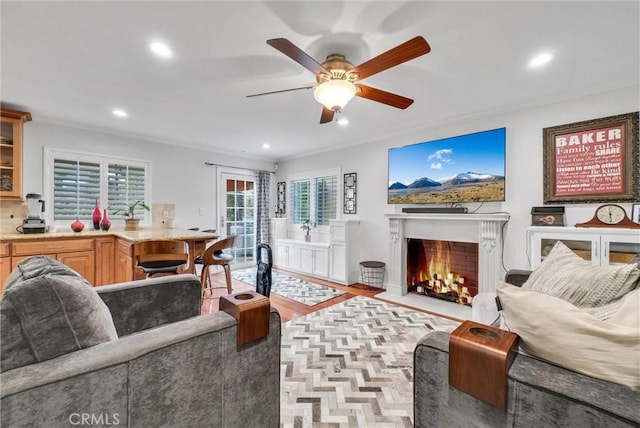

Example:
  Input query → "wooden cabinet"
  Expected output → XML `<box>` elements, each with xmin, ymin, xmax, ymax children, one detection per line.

<box><xmin>329</xmin><ymin>243</ymin><xmax>347</xmax><ymax>281</ymax></box>
<box><xmin>0</xmin><ymin>242</ymin><xmax>11</xmax><ymax>293</ymax></box>
<box><xmin>57</xmin><ymin>251</ymin><xmax>95</xmax><ymax>282</ymax></box>
<box><xmin>272</xmin><ymin>219</ymin><xmax>360</xmax><ymax>284</ymax></box>
<box><xmin>275</xmin><ymin>241</ymin><xmax>288</xmax><ymax>268</ymax></box>
<box><xmin>528</xmin><ymin>226</ymin><xmax>640</xmax><ymax>269</ymax></box>
<box><xmin>0</xmin><ymin>108</ymin><xmax>31</xmax><ymax>200</ymax></box>
<box><xmin>275</xmin><ymin>239</ymin><xmax>330</xmax><ymax>279</ymax></box>
<box><xmin>12</xmin><ymin>237</ymin><xmax>94</xmax><ymax>256</ymax></box>
<box><xmin>1</xmin><ymin>231</ymin><xmax>215</xmax><ymax>289</ymax></box>
<box><xmin>95</xmin><ymin>236</ymin><xmax>115</xmax><ymax>285</ymax></box>
<box><xmin>328</xmin><ymin>220</ymin><xmax>360</xmax><ymax>285</ymax></box>
<box><xmin>301</xmin><ymin>245</ymin><xmax>329</xmax><ymax>277</ymax></box>
<box><xmin>115</xmin><ymin>238</ymin><xmax>134</xmax><ymax>283</ymax></box>
<box><xmin>11</xmin><ymin>238</ymin><xmax>97</xmax><ymax>284</ymax></box>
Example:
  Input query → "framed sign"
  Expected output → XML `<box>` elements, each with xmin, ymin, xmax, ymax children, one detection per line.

<box><xmin>543</xmin><ymin>112</ymin><xmax>639</xmax><ymax>203</ymax></box>
<box><xmin>276</xmin><ymin>181</ymin><xmax>286</xmax><ymax>216</ymax></box>
<box><xmin>343</xmin><ymin>172</ymin><xmax>357</xmax><ymax>214</ymax></box>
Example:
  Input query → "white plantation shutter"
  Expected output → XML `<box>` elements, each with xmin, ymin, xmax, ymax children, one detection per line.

<box><xmin>46</xmin><ymin>149</ymin><xmax>149</xmax><ymax>223</ymax></box>
<box><xmin>314</xmin><ymin>176</ymin><xmax>337</xmax><ymax>226</ymax></box>
<box><xmin>108</xmin><ymin>164</ymin><xmax>147</xmax><ymax>219</ymax></box>
<box><xmin>288</xmin><ymin>168</ymin><xmax>339</xmax><ymax>227</ymax></box>
<box><xmin>290</xmin><ymin>179</ymin><xmax>310</xmax><ymax>224</ymax></box>
<box><xmin>53</xmin><ymin>159</ymin><xmax>101</xmax><ymax>220</ymax></box>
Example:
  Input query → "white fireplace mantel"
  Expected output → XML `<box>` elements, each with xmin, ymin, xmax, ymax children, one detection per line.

<box><xmin>379</xmin><ymin>212</ymin><xmax>510</xmax><ymax>319</ymax></box>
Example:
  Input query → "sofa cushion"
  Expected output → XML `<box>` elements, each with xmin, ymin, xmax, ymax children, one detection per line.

<box><xmin>1</xmin><ymin>256</ymin><xmax>117</xmax><ymax>372</ymax></box>
<box><xmin>497</xmin><ymin>281</ymin><xmax>640</xmax><ymax>389</ymax></box>
<box><xmin>522</xmin><ymin>241</ymin><xmax>639</xmax><ymax>307</ymax></box>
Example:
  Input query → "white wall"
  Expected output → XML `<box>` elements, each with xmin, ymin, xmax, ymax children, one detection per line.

<box><xmin>15</xmin><ymin>86</ymin><xmax>638</xmax><ymax>272</ymax></box>
<box><xmin>275</xmin><ymin>85</ymin><xmax>640</xmax><ymax>272</ymax></box>
<box><xmin>21</xmin><ymin>121</ymin><xmax>275</xmax><ymax>231</ymax></box>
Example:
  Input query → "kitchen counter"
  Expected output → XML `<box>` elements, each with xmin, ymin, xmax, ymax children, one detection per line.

<box><xmin>0</xmin><ymin>228</ymin><xmax>220</xmax><ymax>287</ymax></box>
<box><xmin>0</xmin><ymin>228</ymin><xmax>219</xmax><ymax>242</ymax></box>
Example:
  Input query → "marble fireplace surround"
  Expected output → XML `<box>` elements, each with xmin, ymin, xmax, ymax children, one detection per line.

<box><xmin>377</xmin><ymin>213</ymin><xmax>510</xmax><ymax>320</ymax></box>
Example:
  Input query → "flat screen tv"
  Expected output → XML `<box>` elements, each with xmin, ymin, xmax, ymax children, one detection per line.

<box><xmin>388</xmin><ymin>127</ymin><xmax>506</xmax><ymax>204</ymax></box>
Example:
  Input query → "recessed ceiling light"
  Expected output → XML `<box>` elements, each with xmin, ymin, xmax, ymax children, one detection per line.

<box><xmin>262</xmin><ymin>143</ymin><xmax>271</xmax><ymax>149</ymax></box>
<box><xmin>149</xmin><ymin>41</ymin><xmax>173</xmax><ymax>58</ymax></box>
<box><xmin>528</xmin><ymin>52</ymin><xmax>553</xmax><ymax>68</ymax></box>
<box><xmin>337</xmin><ymin>118</ymin><xmax>349</xmax><ymax>126</ymax></box>
<box><xmin>112</xmin><ymin>109</ymin><xmax>128</xmax><ymax>118</ymax></box>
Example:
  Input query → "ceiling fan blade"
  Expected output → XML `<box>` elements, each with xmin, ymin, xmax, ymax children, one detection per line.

<box><xmin>350</xmin><ymin>36</ymin><xmax>431</xmax><ymax>81</ymax></box>
<box><xmin>320</xmin><ymin>107</ymin><xmax>335</xmax><ymax>124</ymax></box>
<box><xmin>267</xmin><ymin>38</ymin><xmax>330</xmax><ymax>76</ymax></box>
<box><xmin>355</xmin><ymin>84</ymin><xmax>414</xmax><ymax>109</ymax></box>
<box><xmin>246</xmin><ymin>85</ymin><xmax>315</xmax><ymax>98</ymax></box>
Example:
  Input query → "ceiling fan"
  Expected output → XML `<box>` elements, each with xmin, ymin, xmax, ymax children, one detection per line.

<box><xmin>247</xmin><ymin>36</ymin><xmax>431</xmax><ymax>124</ymax></box>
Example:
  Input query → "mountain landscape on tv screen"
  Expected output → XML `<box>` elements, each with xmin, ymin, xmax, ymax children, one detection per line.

<box><xmin>388</xmin><ymin>171</ymin><xmax>504</xmax><ymax>203</ymax></box>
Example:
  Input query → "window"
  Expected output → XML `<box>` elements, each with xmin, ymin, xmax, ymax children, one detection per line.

<box><xmin>289</xmin><ymin>179</ymin><xmax>310</xmax><ymax>224</ymax></box>
<box><xmin>108</xmin><ymin>163</ymin><xmax>147</xmax><ymax>220</ymax></box>
<box><xmin>45</xmin><ymin>149</ymin><xmax>150</xmax><ymax>224</ymax></box>
<box><xmin>52</xmin><ymin>158</ymin><xmax>101</xmax><ymax>220</ymax></box>
<box><xmin>314</xmin><ymin>176</ymin><xmax>337</xmax><ymax>225</ymax></box>
<box><xmin>288</xmin><ymin>168</ymin><xmax>339</xmax><ymax>227</ymax></box>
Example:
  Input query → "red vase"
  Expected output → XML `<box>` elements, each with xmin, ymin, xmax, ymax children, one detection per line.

<box><xmin>92</xmin><ymin>199</ymin><xmax>101</xmax><ymax>229</ymax></box>
<box><xmin>71</xmin><ymin>218</ymin><xmax>85</xmax><ymax>232</ymax></box>
<box><xmin>100</xmin><ymin>209</ymin><xmax>111</xmax><ymax>231</ymax></box>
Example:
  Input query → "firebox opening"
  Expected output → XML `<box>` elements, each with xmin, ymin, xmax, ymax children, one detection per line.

<box><xmin>407</xmin><ymin>238</ymin><xmax>479</xmax><ymax>306</ymax></box>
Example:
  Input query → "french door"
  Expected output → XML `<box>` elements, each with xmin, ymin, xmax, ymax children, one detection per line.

<box><xmin>219</xmin><ymin>172</ymin><xmax>255</xmax><ymax>268</ymax></box>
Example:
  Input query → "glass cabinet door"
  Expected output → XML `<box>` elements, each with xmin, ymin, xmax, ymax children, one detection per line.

<box><xmin>604</xmin><ymin>238</ymin><xmax>640</xmax><ymax>265</ymax></box>
<box><xmin>541</xmin><ymin>238</ymin><xmax>593</xmax><ymax>262</ymax></box>
<box><xmin>0</xmin><ymin>108</ymin><xmax>31</xmax><ymax>200</ymax></box>
<box><xmin>0</xmin><ymin>120</ymin><xmax>16</xmax><ymax>193</ymax></box>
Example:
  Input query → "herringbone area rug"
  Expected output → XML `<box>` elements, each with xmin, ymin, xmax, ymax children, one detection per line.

<box><xmin>231</xmin><ymin>267</ymin><xmax>345</xmax><ymax>306</ymax></box>
<box><xmin>280</xmin><ymin>295</ymin><xmax>460</xmax><ymax>427</ymax></box>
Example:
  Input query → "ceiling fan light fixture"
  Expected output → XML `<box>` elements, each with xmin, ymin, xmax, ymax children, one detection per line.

<box><xmin>313</xmin><ymin>79</ymin><xmax>357</xmax><ymax>111</ymax></box>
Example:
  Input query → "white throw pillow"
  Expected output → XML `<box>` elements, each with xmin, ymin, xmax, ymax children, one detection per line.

<box><xmin>522</xmin><ymin>241</ymin><xmax>639</xmax><ymax>307</ymax></box>
<box><xmin>497</xmin><ymin>281</ymin><xmax>640</xmax><ymax>389</ymax></box>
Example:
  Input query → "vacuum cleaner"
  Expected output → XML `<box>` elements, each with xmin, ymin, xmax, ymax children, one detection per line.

<box><xmin>256</xmin><ymin>243</ymin><xmax>273</xmax><ymax>297</ymax></box>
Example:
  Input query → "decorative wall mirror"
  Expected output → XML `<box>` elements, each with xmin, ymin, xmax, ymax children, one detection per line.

<box><xmin>276</xmin><ymin>181</ymin><xmax>286</xmax><ymax>216</ymax></box>
<box><xmin>344</xmin><ymin>173</ymin><xmax>357</xmax><ymax>214</ymax></box>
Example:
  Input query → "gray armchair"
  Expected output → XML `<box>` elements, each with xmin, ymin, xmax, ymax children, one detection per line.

<box><xmin>1</xmin><ymin>272</ymin><xmax>281</xmax><ymax>428</ymax></box>
<box><xmin>414</xmin><ymin>269</ymin><xmax>640</xmax><ymax>428</ymax></box>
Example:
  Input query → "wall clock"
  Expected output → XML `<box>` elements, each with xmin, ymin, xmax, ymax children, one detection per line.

<box><xmin>575</xmin><ymin>204</ymin><xmax>640</xmax><ymax>228</ymax></box>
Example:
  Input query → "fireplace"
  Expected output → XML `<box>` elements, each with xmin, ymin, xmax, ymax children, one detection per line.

<box><xmin>407</xmin><ymin>239</ymin><xmax>479</xmax><ymax>306</ymax></box>
<box><xmin>380</xmin><ymin>213</ymin><xmax>510</xmax><ymax>319</ymax></box>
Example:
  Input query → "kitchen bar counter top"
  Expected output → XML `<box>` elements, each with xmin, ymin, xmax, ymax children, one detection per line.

<box><xmin>0</xmin><ymin>228</ymin><xmax>219</xmax><ymax>242</ymax></box>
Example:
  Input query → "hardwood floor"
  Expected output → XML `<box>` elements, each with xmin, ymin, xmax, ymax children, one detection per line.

<box><xmin>200</xmin><ymin>267</ymin><xmax>385</xmax><ymax>323</ymax></box>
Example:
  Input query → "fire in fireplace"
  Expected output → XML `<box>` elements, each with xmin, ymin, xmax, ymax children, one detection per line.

<box><xmin>407</xmin><ymin>238</ymin><xmax>479</xmax><ymax>306</ymax></box>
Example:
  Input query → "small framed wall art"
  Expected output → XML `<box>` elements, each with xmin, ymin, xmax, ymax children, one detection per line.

<box><xmin>632</xmin><ymin>203</ymin><xmax>640</xmax><ymax>224</ymax></box>
<box><xmin>344</xmin><ymin>172</ymin><xmax>357</xmax><ymax>214</ymax></box>
<box><xmin>543</xmin><ymin>111</ymin><xmax>639</xmax><ymax>203</ymax></box>
<box><xmin>276</xmin><ymin>181</ymin><xmax>286</xmax><ymax>216</ymax></box>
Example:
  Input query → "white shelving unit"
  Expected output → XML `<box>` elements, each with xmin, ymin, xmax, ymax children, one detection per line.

<box><xmin>328</xmin><ymin>219</ymin><xmax>360</xmax><ymax>285</ymax></box>
<box><xmin>527</xmin><ymin>226</ymin><xmax>640</xmax><ymax>269</ymax></box>
<box><xmin>270</xmin><ymin>218</ymin><xmax>360</xmax><ymax>285</ymax></box>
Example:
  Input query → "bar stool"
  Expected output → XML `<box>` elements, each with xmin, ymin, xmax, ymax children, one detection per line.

<box><xmin>188</xmin><ymin>228</ymin><xmax>217</xmax><ymax>276</ymax></box>
<box><xmin>200</xmin><ymin>235</ymin><xmax>236</xmax><ymax>298</ymax></box>
<box><xmin>135</xmin><ymin>240</ymin><xmax>190</xmax><ymax>278</ymax></box>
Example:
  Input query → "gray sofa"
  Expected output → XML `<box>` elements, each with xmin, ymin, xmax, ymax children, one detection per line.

<box><xmin>414</xmin><ymin>270</ymin><xmax>640</xmax><ymax>428</ymax></box>
<box><xmin>1</xmin><ymin>265</ymin><xmax>281</xmax><ymax>427</ymax></box>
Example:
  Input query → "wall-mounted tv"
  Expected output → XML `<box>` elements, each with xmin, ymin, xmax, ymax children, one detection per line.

<box><xmin>388</xmin><ymin>127</ymin><xmax>506</xmax><ymax>204</ymax></box>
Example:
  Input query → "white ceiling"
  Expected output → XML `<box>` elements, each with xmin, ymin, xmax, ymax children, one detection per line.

<box><xmin>1</xmin><ymin>1</ymin><xmax>638</xmax><ymax>161</ymax></box>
